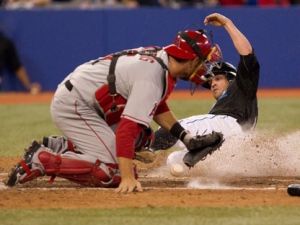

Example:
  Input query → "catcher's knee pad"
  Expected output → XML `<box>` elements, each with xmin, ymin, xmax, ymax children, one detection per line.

<box><xmin>38</xmin><ymin>151</ymin><xmax>121</xmax><ymax>188</ymax></box>
<box><xmin>42</xmin><ymin>136</ymin><xmax>75</xmax><ymax>154</ymax></box>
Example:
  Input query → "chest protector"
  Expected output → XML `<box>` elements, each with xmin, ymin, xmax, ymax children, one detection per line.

<box><xmin>93</xmin><ymin>47</ymin><xmax>176</xmax><ymax>126</ymax></box>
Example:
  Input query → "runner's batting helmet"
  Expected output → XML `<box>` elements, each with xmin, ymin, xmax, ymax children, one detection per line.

<box><xmin>201</xmin><ymin>62</ymin><xmax>237</xmax><ymax>89</ymax></box>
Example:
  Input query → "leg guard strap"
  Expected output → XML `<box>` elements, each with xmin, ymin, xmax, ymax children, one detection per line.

<box><xmin>18</xmin><ymin>159</ymin><xmax>43</xmax><ymax>184</ymax></box>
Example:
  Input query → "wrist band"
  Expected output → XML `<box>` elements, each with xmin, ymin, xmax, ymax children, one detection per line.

<box><xmin>170</xmin><ymin>122</ymin><xmax>188</xmax><ymax>142</ymax></box>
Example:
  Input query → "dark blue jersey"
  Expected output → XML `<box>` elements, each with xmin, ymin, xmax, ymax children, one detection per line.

<box><xmin>209</xmin><ymin>53</ymin><xmax>260</xmax><ymax>131</ymax></box>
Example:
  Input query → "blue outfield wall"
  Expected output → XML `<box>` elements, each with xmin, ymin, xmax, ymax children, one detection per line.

<box><xmin>0</xmin><ymin>7</ymin><xmax>299</xmax><ymax>91</ymax></box>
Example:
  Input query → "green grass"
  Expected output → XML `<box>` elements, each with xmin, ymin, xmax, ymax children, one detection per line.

<box><xmin>1</xmin><ymin>207</ymin><xmax>300</xmax><ymax>225</ymax></box>
<box><xmin>1</xmin><ymin>104</ymin><xmax>61</xmax><ymax>157</ymax></box>
<box><xmin>1</xmin><ymin>98</ymin><xmax>300</xmax><ymax>224</ymax></box>
<box><xmin>1</xmin><ymin>98</ymin><xmax>300</xmax><ymax>157</ymax></box>
<box><xmin>256</xmin><ymin>99</ymin><xmax>300</xmax><ymax>133</ymax></box>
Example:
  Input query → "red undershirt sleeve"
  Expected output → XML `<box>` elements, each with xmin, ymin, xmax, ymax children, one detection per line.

<box><xmin>155</xmin><ymin>101</ymin><xmax>170</xmax><ymax>115</ymax></box>
<box><xmin>116</xmin><ymin>118</ymin><xmax>143</xmax><ymax>159</ymax></box>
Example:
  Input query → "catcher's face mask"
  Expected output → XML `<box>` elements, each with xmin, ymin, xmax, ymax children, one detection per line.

<box><xmin>189</xmin><ymin>62</ymin><xmax>208</xmax><ymax>86</ymax></box>
<box><xmin>189</xmin><ymin>45</ymin><xmax>223</xmax><ymax>95</ymax></box>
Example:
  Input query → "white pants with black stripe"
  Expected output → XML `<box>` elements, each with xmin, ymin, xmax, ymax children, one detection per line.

<box><xmin>167</xmin><ymin>114</ymin><xmax>243</xmax><ymax>166</ymax></box>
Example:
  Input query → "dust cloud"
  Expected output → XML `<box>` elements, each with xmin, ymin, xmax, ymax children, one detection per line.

<box><xmin>147</xmin><ymin>130</ymin><xmax>300</xmax><ymax>185</ymax></box>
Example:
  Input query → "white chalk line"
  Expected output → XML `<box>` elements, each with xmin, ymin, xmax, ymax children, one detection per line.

<box><xmin>0</xmin><ymin>173</ymin><xmax>290</xmax><ymax>191</ymax></box>
<box><xmin>0</xmin><ymin>185</ymin><xmax>286</xmax><ymax>191</ymax></box>
<box><xmin>0</xmin><ymin>184</ymin><xmax>286</xmax><ymax>191</ymax></box>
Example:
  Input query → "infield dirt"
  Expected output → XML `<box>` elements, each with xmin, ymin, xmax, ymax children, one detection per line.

<box><xmin>1</xmin><ymin>89</ymin><xmax>300</xmax><ymax>209</ymax></box>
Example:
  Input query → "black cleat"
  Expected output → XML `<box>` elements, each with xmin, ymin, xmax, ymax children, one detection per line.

<box><xmin>6</xmin><ymin>140</ymin><xmax>42</xmax><ymax>187</ymax></box>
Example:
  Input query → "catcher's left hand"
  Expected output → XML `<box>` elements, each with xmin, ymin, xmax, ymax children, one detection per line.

<box><xmin>183</xmin><ymin>131</ymin><xmax>224</xmax><ymax>168</ymax></box>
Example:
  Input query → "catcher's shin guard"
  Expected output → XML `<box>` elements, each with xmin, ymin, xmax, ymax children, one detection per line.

<box><xmin>38</xmin><ymin>151</ymin><xmax>124</xmax><ymax>188</ymax></box>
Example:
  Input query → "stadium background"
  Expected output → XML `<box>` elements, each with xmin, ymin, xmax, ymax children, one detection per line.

<box><xmin>0</xmin><ymin>6</ymin><xmax>299</xmax><ymax>92</ymax></box>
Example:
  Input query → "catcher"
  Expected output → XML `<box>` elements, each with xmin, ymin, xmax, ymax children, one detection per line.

<box><xmin>6</xmin><ymin>13</ymin><xmax>224</xmax><ymax>192</ymax></box>
<box><xmin>152</xmin><ymin>13</ymin><xmax>260</xmax><ymax>168</ymax></box>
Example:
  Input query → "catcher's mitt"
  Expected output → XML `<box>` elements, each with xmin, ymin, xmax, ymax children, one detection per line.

<box><xmin>183</xmin><ymin>131</ymin><xmax>224</xmax><ymax>168</ymax></box>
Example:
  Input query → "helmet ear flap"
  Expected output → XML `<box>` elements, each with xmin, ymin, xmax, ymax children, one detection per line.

<box><xmin>206</xmin><ymin>44</ymin><xmax>222</xmax><ymax>63</ymax></box>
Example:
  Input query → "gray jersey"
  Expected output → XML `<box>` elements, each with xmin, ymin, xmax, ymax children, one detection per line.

<box><xmin>59</xmin><ymin>47</ymin><xmax>168</xmax><ymax>126</ymax></box>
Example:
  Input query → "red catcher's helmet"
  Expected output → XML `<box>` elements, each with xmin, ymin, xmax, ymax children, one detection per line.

<box><xmin>164</xmin><ymin>30</ymin><xmax>213</xmax><ymax>60</ymax></box>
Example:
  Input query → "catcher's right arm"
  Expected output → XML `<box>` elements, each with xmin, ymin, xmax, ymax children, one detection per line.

<box><xmin>183</xmin><ymin>131</ymin><xmax>224</xmax><ymax>168</ymax></box>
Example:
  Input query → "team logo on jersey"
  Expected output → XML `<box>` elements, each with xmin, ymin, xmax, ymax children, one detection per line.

<box><xmin>149</xmin><ymin>103</ymin><xmax>158</xmax><ymax>117</ymax></box>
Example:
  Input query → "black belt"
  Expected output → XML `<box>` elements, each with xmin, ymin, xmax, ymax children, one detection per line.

<box><xmin>65</xmin><ymin>80</ymin><xmax>73</xmax><ymax>92</ymax></box>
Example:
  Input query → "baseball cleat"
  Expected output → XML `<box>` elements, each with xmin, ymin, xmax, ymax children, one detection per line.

<box><xmin>6</xmin><ymin>140</ymin><xmax>43</xmax><ymax>187</ymax></box>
